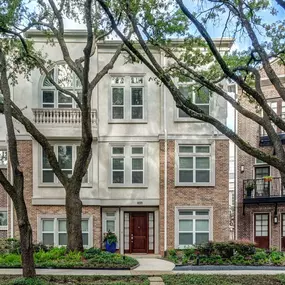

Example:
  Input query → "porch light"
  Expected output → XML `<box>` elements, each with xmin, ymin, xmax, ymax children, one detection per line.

<box><xmin>274</xmin><ymin>215</ymin><xmax>278</xmax><ymax>224</ymax></box>
<box><xmin>240</xmin><ymin>165</ymin><xmax>244</xmax><ymax>173</ymax></box>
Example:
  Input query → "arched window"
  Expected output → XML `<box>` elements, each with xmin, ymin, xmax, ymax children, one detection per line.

<box><xmin>41</xmin><ymin>64</ymin><xmax>82</xmax><ymax>108</ymax></box>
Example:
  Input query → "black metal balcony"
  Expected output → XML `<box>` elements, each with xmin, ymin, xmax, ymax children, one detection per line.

<box><xmin>259</xmin><ymin>131</ymin><xmax>285</xmax><ymax>147</ymax></box>
<box><xmin>243</xmin><ymin>177</ymin><xmax>285</xmax><ymax>204</ymax></box>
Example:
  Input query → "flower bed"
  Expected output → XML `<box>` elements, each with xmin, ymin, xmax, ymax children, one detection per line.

<box><xmin>0</xmin><ymin>240</ymin><xmax>138</xmax><ymax>269</ymax></box>
<box><xmin>167</xmin><ymin>240</ymin><xmax>285</xmax><ymax>266</ymax></box>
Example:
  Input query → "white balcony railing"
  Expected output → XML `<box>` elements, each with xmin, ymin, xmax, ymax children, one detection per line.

<box><xmin>32</xmin><ymin>108</ymin><xmax>97</xmax><ymax>125</ymax></box>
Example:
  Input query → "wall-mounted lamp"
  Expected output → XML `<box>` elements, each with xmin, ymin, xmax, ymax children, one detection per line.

<box><xmin>274</xmin><ymin>215</ymin><xmax>278</xmax><ymax>224</ymax></box>
<box><xmin>240</xmin><ymin>165</ymin><xmax>245</xmax><ymax>173</ymax></box>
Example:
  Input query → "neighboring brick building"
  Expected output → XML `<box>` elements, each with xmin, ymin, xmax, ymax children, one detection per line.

<box><xmin>2</xmin><ymin>31</ymin><xmax>231</xmax><ymax>255</ymax></box>
<box><xmin>237</xmin><ymin>60</ymin><xmax>285</xmax><ymax>250</ymax></box>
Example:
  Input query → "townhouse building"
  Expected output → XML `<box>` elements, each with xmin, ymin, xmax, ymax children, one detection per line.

<box><xmin>237</xmin><ymin>60</ymin><xmax>285</xmax><ymax>250</ymax></box>
<box><xmin>2</xmin><ymin>31</ymin><xmax>231</xmax><ymax>255</ymax></box>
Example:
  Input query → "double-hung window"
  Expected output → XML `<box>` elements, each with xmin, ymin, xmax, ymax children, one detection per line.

<box><xmin>0</xmin><ymin>211</ymin><xmax>7</xmax><ymax>226</ymax></box>
<box><xmin>42</xmin><ymin>144</ymin><xmax>88</xmax><ymax>184</ymax></box>
<box><xmin>177</xmin><ymin>85</ymin><xmax>210</xmax><ymax>119</ymax></box>
<box><xmin>42</xmin><ymin>64</ymin><xmax>82</xmax><ymax>108</ymax></box>
<box><xmin>177</xmin><ymin>144</ymin><xmax>212</xmax><ymax>185</ymax></box>
<box><xmin>41</xmin><ymin>218</ymin><xmax>90</xmax><ymax>246</ymax></box>
<box><xmin>111</xmin><ymin>76</ymin><xmax>145</xmax><ymax>121</ymax></box>
<box><xmin>110</xmin><ymin>145</ymin><xmax>145</xmax><ymax>186</ymax></box>
<box><xmin>177</xmin><ymin>208</ymin><xmax>211</xmax><ymax>248</ymax></box>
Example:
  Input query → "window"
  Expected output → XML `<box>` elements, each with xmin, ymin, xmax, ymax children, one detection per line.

<box><xmin>177</xmin><ymin>86</ymin><xmax>210</xmax><ymax>119</ymax></box>
<box><xmin>41</xmin><ymin>218</ymin><xmax>90</xmax><ymax>246</ymax></box>
<box><xmin>42</xmin><ymin>144</ymin><xmax>88</xmax><ymax>184</ymax></box>
<box><xmin>105</xmin><ymin>212</ymin><xmax>116</xmax><ymax>233</ymax></box>
<box><xmin>110</xmin><ymin>76</ymin><xmax>145</xmax><ymax>121</ymax></box>
<box><xmin>42</xmin><ymin>64</ymin><xmax>82</xmax><ymax>108</ymax></box>
<box><xmin>176</xmin><ymin>208</ymin><xmax>211</xmax><ymax>248</ymax></box>
<box><xmin>110</xmin><ymin>145</ymin><xmax>145</xmax><ymax>186</ymax></box>
<box><xmin>255</xmin><ymin>214</ymin><xmax>268</xmax><ymax>237</ymax></box>
<box><xmin>0</xmin><ymin>211</ymin><xmax>7</xmax><ymax>226</ymax></box>
<box><xmin>0</xmin><ymin>150</ymin><xmax>7</xmax><ymax>167</ymax></box>
<box><xmin>177</xmin><ymin>144</ymin><xmax>212</xmax><ymax>185</ymax></box>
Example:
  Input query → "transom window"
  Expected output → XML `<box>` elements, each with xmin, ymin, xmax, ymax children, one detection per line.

<box><xmin>111</xmin><ymin>145</ymin><xmax>145</xmax><ymax>186</ymax></box>
<box><xmin>177</xmin><ymin>86</ymin><xmax>210</xmax><ymax>119</ymax></box>
<box><xmin>177</xmin><ymin>209</ymin><xmax>210</xmax><ymax>248</ymax></box>
<box><xmin>42</xmin><ymin>144</ymin><xmax>88</xmax><ymax>184</ymax></box>
<box><xmin>42</xmin><ymin>64</ymin><xmax>82</xmax><ymax>108</ymax></box>
<box><xmin>41</xmin><ymin>218</ymin><xmax>89</xmax><ymax>246</ymax></box>
<box><xmin>177</xmin><ymin>144</ymin><xmax>211</xmax><ymax>184</ymax></box>
<box><xmin>111</xmin><ymin>76</ymin><xmax>145</xmax><ymax>121</ymax></box>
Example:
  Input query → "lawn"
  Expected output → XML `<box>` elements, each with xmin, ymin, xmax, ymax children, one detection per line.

<box><xmin>162</xmin><ymin>274</ymin><xmax>285</xmax><ymax>285</ymax></box>
<box><xmin>0</xmin><ymin>275</ymin><xmax>149</xmax><ymax>285</ymax></box>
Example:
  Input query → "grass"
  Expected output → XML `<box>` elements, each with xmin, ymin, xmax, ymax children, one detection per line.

<box><xmin>0</xmin><ymin>275</ymin><xmax>150</xmax><ymax>285</ymax></box>
<box><xmin>162</xmin><ymin>274</ymin><xmax>285</xmax><ymax>285</ymax></box>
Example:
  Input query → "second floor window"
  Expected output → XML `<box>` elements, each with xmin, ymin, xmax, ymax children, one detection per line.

<box><xmin>111</xmin><ymin>76</ymin><xmax>145</xmax><ymax>121</ymax></box>
<box><xmin>42</xmin><ymin>64</ymin><xmax>82</xmax><ymax>108</ymax></box>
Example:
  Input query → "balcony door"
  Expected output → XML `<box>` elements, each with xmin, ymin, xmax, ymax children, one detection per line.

<box><xmin>255</xmin><ymin>166</ymin><xmax>270</xmax><ymax>197</ymax></box>
<box><xmin>282</xmin><ymin>214</ymin><xmax>285</xmax><ymax>251</ymax></box>
<box><xmin>254</xmin><ymin>213</ymin><xmax>269</xmax><ymax>249</ymax></box>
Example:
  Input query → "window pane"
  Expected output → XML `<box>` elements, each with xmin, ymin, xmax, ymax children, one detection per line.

<box><xmin>43</xmin><ymin>91</ymin><xmax>54</xmax><ymax>104</ymax></box>
<box><xmin>113</xmin><ymin>147</ymin><xmax>124</xmax><ymax>154</ymax></box>
<box><xmin>180</xmin><ymin>157</ymin><xmax>193</xmax><ymax>169</ymax></box>
<box><xmin>112</xmin><ymin>88</ymin><xmax>124</xmax><ymax>105</ymax></box>
<box><xmin>179</xmin><ymin>86</ymin><xmax>192</xmax><ymax>100</ymax></box>
<box><xmin>58</xmin><ymin>92</ymin><xmax>72</xmax><ymax>106</ymax></box>
<box><xmin>43</xmin><ymin>170</ymin><xmax>54</xmax><ymax>183</ymax></box>
<box><xmin>196</xmin><ymin>146</ymin><xmax>210</xmax><ymax>153</ymax></box>
<box><xmin>0</xmin><ymin>150</ymin><xmax>7</xmax><ymax>166</ymax></box>
<box><xmin>196</xmin><ymin>220</ymin><xmax>209</xmax><ymax>231</ymax></box>
<box><xmin>196</xmin><ymin>170</ymin><xmax>210</xmax><ymax>182</ymax></box>
<box><xmin>43</xmin><ymin>70</ymin><xmax>54</xmax><ymax>86</ymax></box>
<box><xmin>179</xmin><ymin>146</ymin><xmax>193</xmax><ymax>153</ymax></box>
<box><xmin>179</xmin><ymin>211</ymin><xmax>193</xmax><ymax>216</ymax></box>
<box><xmin>132</xmin><ymin>107</ymin><xmax>143</xmax><ymax>119</ymax></box>
<box><xmin>43</xmin><ymin>220</ymin><xmax>54</xmax><ymax>231</ymax></box>
<box><xmin>255</xmin><ymin>167</ymin><xmax>270</xmax><ymax>179</ymax></box>
<box><xmin>58</xmin><ymin>146</ymin><xmax>72</xmax><ymax>169</ymax></box>
<box><xmin>113</xmin><ymin>171</ymin><xmax>124</xmax><ymax>183</ymax></box>
<box><xmin>132</xmin><ymin>158</ymin><xmax>143</xmax><ymax>170</ymax></box>
<box><xmin>58</xmin><ymin>220</ymin><xmax>66</xmax><ymax>231</ymax></box>
<box><xmin>63</xmin><ymin>170</ymin><xmax>72</xmax><ymax>178</ymax></box>
<box><xmin>132</xmin><ymin>147</ymin><xmax>143</xmax><ymax>154</ymax></box>
<box><xmin>196</xmin><ymin>233</ymin><xmax>209</xmax><ymax>244</ymax></box>
<box><xmin>43</xmin><ymin>233</ymin><xmax>54</xmax><ymax>245</ymax></box>
<box><xmin>82</xmin><ymin>233</ymin><xmax>88</xmax><ymax>246</ymax></box>
<box><xmin>59</xmin><ymin>233</ymin><xmax>67</xmax><ymax>245</ymax></box>
<box><xmin>113</xmin><ymin>158</ymin><xmax>124</xmax><ymax>170</ymax></box>
<box><xmin>106</xmin><ymin>220</ymin><xmax>115</xmax><ymax>232</ymax></box>
<box><xmin>82</xmin><ymin>220</ymin><xmax>89</xmax><ymax>232</ymax></box>
<box><xmin>179</xmin><ymin>233</ymin><xmax>193</xmax><ymax>245</ymax></box>
<box><xmin>132</xmin><ymin>171</ymin><xmax>143</xmax><ymax>183</ymax></box>
<box><xmin>178</xmin><ymin>108</ymin><xmax>189</xmax><ymax>118</ymax></box>
<box><xmin>57</xmin><ymin>65</ymin><xmax>73</xmax><ymax>87</ymax></box>
<box><xmin>179</xmin><ymin>220</ymin><xmax>193</xmax><ymax>231</ymax></box>
<box><xmin>0</xmin><ymin>212</ymin><xmax>7</xmax><ymax>226</ymax></box>
<box><xmin>113</xmin><ymin>107</ymin><xmax>124</xmax><ymax>119</ymax></box>
<box><xmin>198</xmin><ymin>105</ymin><xmax>209</xmax><ymax>115</ymax></box>
<box><xmin>196</xmin><ymin>210</ymin><xmax>209</xmax><ymax>215</ymax></box>
<box><xmin>132</xmin><ymin>88</ymin><xmax>143</xmax><ymax>105</ymax></box>
<box><xmin>196</xmin><ymin>157</ymin><xmax>210</xmax><ymax>169</ymax></box>
<box><xmin>195</xmin><ymin>87</ymin><xmax>210</xmax><ymax>103</ymax></box>
<box><xmin>42</xmin><ymin>151</ymin><xmax>51</xmax><ymax>169</ymax></box>
<box><xmin>179</xmin><ymin>170</ymin><xmax>193</xmax><ymax>182</ymax></box>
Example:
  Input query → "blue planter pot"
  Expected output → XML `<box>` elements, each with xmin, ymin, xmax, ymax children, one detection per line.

<box><xmin>106</xmin><ymin>241</ymin><xmax>116</xmax><ymax>253</ymax></box>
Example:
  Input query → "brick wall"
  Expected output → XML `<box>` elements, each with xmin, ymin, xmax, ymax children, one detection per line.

<box><xmin>159</xmin><ymin>139</ymin><xmax>229</xmax><ymax>255</ymax></box>
<box><xmin>0</xmin><ymin>169</ymin><xmax>7</xmax><ymax>208</ymax></box>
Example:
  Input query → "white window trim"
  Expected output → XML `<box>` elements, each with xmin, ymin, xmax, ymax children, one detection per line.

<box><xmin>175</xmin><ymin>141</ymin><xmax>215</xmax><ymax>186</ymax></box>
<box><xmin>109</xmin><ymin>74</ymin><xmax>148</xmax><ymax>123</ymax></box>
<box><xmin>39</xmin><ymin>142</ymin><xmax>91</xmax><ymax>187</ymax></box>
<box><xmin>109</xmin><ymin>143</ymin><xmax>148</xmax><ymax>188</ymax></box>
<box><xmin>37</xmin><ymin>215</ymin><xmax>93</xmax><ymax>248</ymax></box>
<box><xmin>175</xmin><ymin>206</ymin><xmax>213</xmax><ymax>249</ymax></box>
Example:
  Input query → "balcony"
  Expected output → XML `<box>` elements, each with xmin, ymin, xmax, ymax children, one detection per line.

<box><xmin>32</xmin><ymin>108</ymin><xmax>97</xmax><ymax>125</ymax></box>
<box><xmin>243</xmin><ymin>177</ymin><xmax>285</xmax><ymax>204</ymax></box>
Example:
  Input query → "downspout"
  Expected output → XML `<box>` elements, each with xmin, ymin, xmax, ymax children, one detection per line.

<box><xmin>234</xmin><ymin>87</ymin><xmax>238</xmax><ymax>240</ymax></box>
<box><xmin>10</xmin><ymin>85</ymin><xmax>14</xmax><ymax>238</ymax></box>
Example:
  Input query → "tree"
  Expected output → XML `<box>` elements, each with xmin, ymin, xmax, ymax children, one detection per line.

<box><xmin>0</xmin><ymin>0</ymin><xmax>125</xmax><ymax>255</ymax></box>
<box><xmin>97</xmin><ymin>0</ymin><xmax>285</xmax><ymax>184</ymax></box>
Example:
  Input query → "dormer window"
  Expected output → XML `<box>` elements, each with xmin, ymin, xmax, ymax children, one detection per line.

<box><xmin>41</xmin><ymin>64</ymin><xmax>82</xmax><ymax>108</ymax></box>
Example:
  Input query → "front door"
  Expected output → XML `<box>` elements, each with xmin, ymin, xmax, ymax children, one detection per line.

<box><xmin>254</xmin><ymin>213</ymin><xmax>269</xmax><ymax>249</ymax></box>
<box><xmin>130</xmin><ymin>212</ymin><xmax>148</xmax><ymax>253</ymax></box>
<box><xmin>281</xmin><ymin>214</ymin><xmax>285</xmax><ymax>251</ymax></box>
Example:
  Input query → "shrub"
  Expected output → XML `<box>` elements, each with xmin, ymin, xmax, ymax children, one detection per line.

<box><xmin>9</xmin><ymin>278</ymin><xmax>48</xmax><ymax>285</ymax></box>
<box><xmin>83</xmin><ymin>247</ymin><xmax>101</xmax><ymax>259</ymax></box>
<box><xmin>231</xmin><ymin>239</ymin><xmax>256</xmax><ymax>256</ymax></box>
<box><xmin>0</xmin><ymin>239</ymin><xmax>21</xmax><ymax>254</ymax></box>
<box><xmin>196</xmin><ymin>241</ymin><xmax>215</xmax><ymax>257</ymax></box>
<box><xmin>33</xmin><ymin>243</ymin><xmax>53</xmax><ymax>253</ymax></box>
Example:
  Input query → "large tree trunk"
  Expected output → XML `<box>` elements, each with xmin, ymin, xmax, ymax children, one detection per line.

<box><xmin>14</xmin><ymin>195</ymin><xmax>36</xmax><ymax>277</ymax></box>
<box><xmin>66</xmin><ymin>188</ymin><xmax>83</xmax><ymax>252</ymax></box>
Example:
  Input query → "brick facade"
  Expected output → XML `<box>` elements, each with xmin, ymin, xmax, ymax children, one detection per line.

<box><xmin>159</xmin><ymin>139</ymin><xmax>229</xmax><ymax>255</ymax></box>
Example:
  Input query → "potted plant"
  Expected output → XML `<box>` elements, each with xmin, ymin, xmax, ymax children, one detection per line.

<box><xmin>245</xmin><ymin>183</ymin><xmax>254</xmax><ymax>197</ymax></box>
<box><xmin>263</xmin><ymin>176</ymin><xmax>273</xmax><ymax>182</ymax></box>
<box><xmin>103</xmin><ymin>230</ymin><xmax>117</xmax><ymax>253</ymax></box>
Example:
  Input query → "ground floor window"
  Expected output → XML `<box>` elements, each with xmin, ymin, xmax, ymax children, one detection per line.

<box><xmin>176</xmin><ymin>208</ymin><xmax>211</xmax><ymax>248</ymax></box>
<box><xmin>41</xmin><ymin>218</ymin><xmax>90</xmax><ymax>247</ymax></box>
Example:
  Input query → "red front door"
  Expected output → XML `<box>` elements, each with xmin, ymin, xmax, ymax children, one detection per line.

<box><xmin>254</xmin><ymin>213</ymin><xmax>269</xmax><ymax>249</ymax></box>
<box><xmin>130</xmin><ymin>212</ymin><xmax>148</xmax><ymax>253</ymax></box>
